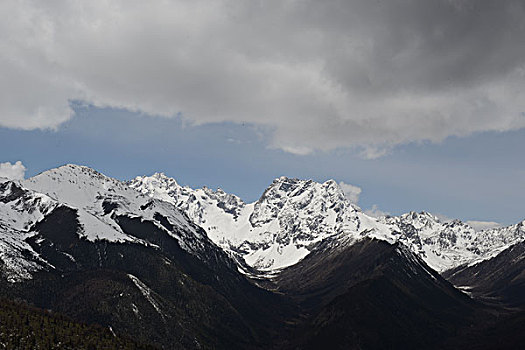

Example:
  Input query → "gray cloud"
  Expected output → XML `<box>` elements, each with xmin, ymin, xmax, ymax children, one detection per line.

<box><xmin>1</xmin><ymin>0</ymin><xmax>524</xmax><ymax>156</ymax></box>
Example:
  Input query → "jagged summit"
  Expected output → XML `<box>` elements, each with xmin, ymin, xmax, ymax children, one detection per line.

<box><xmin>131</xmin><ymin>172</ymin><xmax>383</xmax><ymax>272</ymax></box>
<box><xmin>132</xmin><ymin>171</ymin><xmax>525</xmax><ymax>274</ymax></box>
<box><xmin>267</xmin><ymin>176</ymin><xmax>340</xmax><ymax>193</ymax></box>
<box><xmin>148</xmin><ymin>171</ymin><xmax>179</xmax><ymax>185</ymax></box>
<box><xmin>402</xmin><ymin>211</ymin><xmax>441</xmax><ymax>221</ymax></box>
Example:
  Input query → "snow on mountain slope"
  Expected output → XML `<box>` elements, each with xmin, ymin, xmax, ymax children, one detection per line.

<box><xmin>0</xmin><ymin>165</ymin><xmax>221</xmax><ymax>282</ymax></box>
<box><xmin>131</xmin><ymin>173</ymin><xmax>525</xmax><ymax>274</ymax></box>
<box><xmin>21</xmin><ymin>165</ymin><xmax>213</xmax><ymax>260</ymax></box>
<box><xmin>382</xmin><ymin>212</ymin><xmax>525</xmax><ymax>272</ymax></box>
<box><xmin>130</xmin><ymin>174</ymin><xmax>394</xmax><ymax>272</ymax></box>
<box><xmin>0</xmin><ymin>180</ymin><xmax>58</xmax><ymax>281</ymax></box>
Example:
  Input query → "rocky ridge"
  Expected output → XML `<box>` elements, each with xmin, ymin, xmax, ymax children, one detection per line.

<box><xmin>131</xmin><ymin>173</ymin><xmax>525</xmax><ymax>274</ymax></box>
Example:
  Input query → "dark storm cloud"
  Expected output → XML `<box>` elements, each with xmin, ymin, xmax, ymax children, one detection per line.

<box><xmin>1</xmin><ymin>0</ymin><xmax>524</xmax><ymax>156</ymax></box>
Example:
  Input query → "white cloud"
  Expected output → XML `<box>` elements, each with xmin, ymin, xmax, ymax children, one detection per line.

<box><xmin>466</xmin><ymin>220</ymin><xmax>501</xmax><ymax>232</ymax></box>
<box><xmin>1</xmin><ymin>1</ymin><xmax>525</xmax><ymax>156</ymax></box>
<box><xmin>434</xmin><ymin>213</ymin><xmax>452</xmax><ymax>223</ymax></box>
<box><xmin>338</xmin><ymin>181</ymin><xmax>362</xmax><ymax>204</ymax></box>
<box><xmin>364</xmin><ymin>204</ymin><xmax>390</xmax><ymax>218</ymax></box>
<box><xmin>0</xmin><ymin>161</ymin><xmax>26</xmax><ymax>180</ymax></box>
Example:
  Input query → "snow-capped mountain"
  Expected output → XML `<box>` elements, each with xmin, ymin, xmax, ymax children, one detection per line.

<box><xmin>0</xmin><ymin>179</ymin><xmax>58</xmax><ymax>281</ymax></box>
<box><xmin>131</xmin><ymin>173</ymin><xmax>525</xmax><ymax>273</ymax></box>
<box><xmin>2</xmin><ymin>164</ymin><xmax>523</xmax><ymax>280</ymax></box>
<box><xmin>22</xmin><ymin>164</ymin><xmax>214</xmax><ymax>256</ymax></box>
<box><xmin>1</xmin><ymin>164</ymin><xmax>525</xmax><ymax>349</ymax></box>
<box><xmin>130</xmin><ymin>173</ymin><xmax>394</xmax><ymax>272</ymax></box>
<box><xmin>0</xmin><ymin>165</ymin><xmax>291</xmax><ymax>348</ymax></box>
<box><xmin>0</xmin><ymin>165</ymin><xmax>237</xmax><ymax>281</ymax></box>
<box><xmin>381</xmin><ymin>212</ymin><xmax>525</xmax><ymax>272</ymax></box>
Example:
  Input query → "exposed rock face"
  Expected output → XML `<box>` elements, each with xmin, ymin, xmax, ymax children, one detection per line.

<box><xmin>131</xmin><ymin>173</ymin><xmax>525</xmax><ymax>274</ymax></box>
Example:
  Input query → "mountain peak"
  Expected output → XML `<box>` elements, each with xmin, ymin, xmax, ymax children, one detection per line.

<box><xmin>136</xmin><ymin>172</ymin><xmax>180</xmax><ymax>188</ymax></box>
<box><xmin>401</xmin><ymin>211</ymin><xmax>440</xmax><ymax>223</ymax></box>
<box><xmin>264</xmin><ymin>177</ymin><xmax>344</xmax><ymax>198</ymax></box>
<box><xmin>59</xmin><ymin>163</ymin><xmax>100</xmax><ymax>173</ymax></box>
<box><xmin>149</xmin><ymin>172</ymin><xmax>174</xmax><ymax>181</ymax></box>
<box><xmin>30</xmin><ymin>164</ymin><xmax>111</xmax><ymax>184</ymax></box>
<box><xmin>151</xmin><ymin>171</ymin><xmax>167</xmax><ymax>178</ymax></box>
<box><xmin>323</xmin><ymin>178</ymin><xmax>338</xmax><ymax>186</ymax></box>
<box><xmin>273</xmin><ymin>175</ymin><xmax>301</xmax><ymax>182</ymax></box>
<box><xmin>270</xmin><ymin>176</ymin><xmax>313</xmax><ymax>188</ymax></box>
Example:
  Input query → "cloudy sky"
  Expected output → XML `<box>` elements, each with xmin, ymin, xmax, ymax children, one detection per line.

<box><xmin>1</xmin><ymin>0</ymin><xmax>524</xmax><ymax>226</ymax></box>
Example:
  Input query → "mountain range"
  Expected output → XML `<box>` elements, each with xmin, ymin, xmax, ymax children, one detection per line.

<box><xmin>130</xmin><ymin>172</ymin><xmax>524</xmax><ymax>274</ymax></box>
<box><xmin>0</xmin><ymin>164</ymin><xmax>524</xmax><ymax>349</ymax></box>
